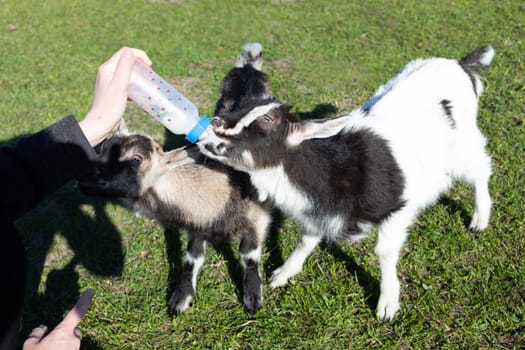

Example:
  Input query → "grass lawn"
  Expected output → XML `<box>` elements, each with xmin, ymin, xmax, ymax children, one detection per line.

<box><xmin>1</xmin><ymin>0</ymin><xmax>524</xmax><ymax>349</ymax></box>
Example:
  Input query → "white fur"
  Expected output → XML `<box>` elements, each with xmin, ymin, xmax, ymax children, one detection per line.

<box><xmin>175</xmin><ymin>252</ymin><xmax>206</xmax><ymax>313</ymax></box>
<box><xmin>241</xmin><ymin>150</ymin><xmax>256</xmax><ymax>170</ymax></box>
<box><xmin>216</xmin><ymin>103</ymin><xmax>280</xmax><ymax>136</ymax></box>
<box><xmin>374</xmin><ymin>207</ymin><xmax>417</xmax><ymax>321</ymax></box>
<box><xmin>184</xmin><ymin>252</ymin><xmax>206</xmax><ymax>292</ymax></box>
<box><xmin>287</xmin><ymin>115</ymin><xmax>352</xmax><ymax>146</ymax></box>
<box><xmin>173</xmin><ymin>295</ymin><xmax>194</xmax><ymax>314</ymax></box>
<box><xmin>240</xmin><ymin>248</ymin><xmax>261</xmax><ymax>267</ymax></box>
<box><xmin>269</xmin><ymin>235</ymin><xmax>321</xmax><ymax>288</ymax></box>
<box><xmin>236</xmin><ymin>42</ymin><xmax>263</xmax><ymax>70</ymax></box>
<box><xmin>250</xmin><ymin>164</ymin><xmax>312</xmax><ymax>210</ymax></box>
<box><xmin>301</xmin><ymin>214</ymin><xmax>346</xmax><ymax>241</ymax></box>
<box><xmin>249</xmin><ymin>204</ymin><xmax>272</xmax><ymax>243</ymax></box>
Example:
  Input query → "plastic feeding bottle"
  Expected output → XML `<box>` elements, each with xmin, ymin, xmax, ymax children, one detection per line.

<box><xmin>127</xmin><ymin>60</ymin><xmax>211</xmax><ymax>143</ymax></box>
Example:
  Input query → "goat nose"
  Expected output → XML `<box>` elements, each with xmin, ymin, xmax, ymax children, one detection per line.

<box><xmin>212</xmin><ymin>117</ymin><xmax>224</xmax><ymax>128</ymax></box>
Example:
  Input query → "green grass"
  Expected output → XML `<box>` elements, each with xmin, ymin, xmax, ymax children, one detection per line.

<box><xmin>1</xmin><ymin>0</ymin><xmax>524</xmax><ymax>348</ymax></box>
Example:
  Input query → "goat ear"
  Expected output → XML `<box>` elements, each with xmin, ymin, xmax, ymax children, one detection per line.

<box><xmin>287</xmin><ymin>115</ymin><xmax>351</xmax><ymax>146</ymax></box>
<box><xmin>116</xmin><ymin>118</ymin><xmax>129</xmax><ymax>134</ymax></box>
<box><xmin>164</xmin><ymin>146</ymin><xmax>199</xmax><ymax>170</ymax></box>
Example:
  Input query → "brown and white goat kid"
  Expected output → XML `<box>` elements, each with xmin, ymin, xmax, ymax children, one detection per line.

<box><xmin>198</xmin><ymin>46</ymin><xmax>495</xmax><ymax>321</ymax></box>
<box><xmin>79</xmin><ymin>134</ymin><xmax>271</xmax><ymax>314</ymax></box>
<box><xmin>79</xmin><ymin>42</ymin><xmax>273</xmax><ymax>315</ymax></box>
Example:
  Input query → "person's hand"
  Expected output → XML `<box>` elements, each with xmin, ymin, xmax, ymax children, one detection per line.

<box><xmin>79</xmin><ymin>47</ymin><xmax>152</xmax><ymax>146</ymax></box>
<box><xmin>23</xmin><ymin>289</ymin><xmax>95</xmax><ymax>350</ymax></box>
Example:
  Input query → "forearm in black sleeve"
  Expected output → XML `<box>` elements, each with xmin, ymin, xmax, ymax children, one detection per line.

<box><xmin>0</xmin><ymin>115</ymin><xmax>98</xmax><ymax>222</ymax></box>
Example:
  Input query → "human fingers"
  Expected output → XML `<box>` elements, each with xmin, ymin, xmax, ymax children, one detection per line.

<box><xmin>110</xmin><ymin>48</ymin><xmax>152</xmax><ymax>90</ymax></box>
<box><xmin>95</xmin><ymin>48</ymin><xmax>152</xmax><ymax>91</ymax></box>
<box><xmin>111</xmin><ymin>49</ymin><xmax>134</xmax><ymax>91</ymax></box>
<box><xmin>109</xmin><ymin>48</ymin><xmax>153</xmax><ymax>93</ymax></box>
<box><xmin>23</xmin><ymin>325</ymin><xmax>48</xmax><ymax>348</ymax></box>
<box><xmin>99</xmin><ymin>47</ymin><xmax>151</xmax><ymax>72</ymax></box>
<box><xmin>129</xmin><ymin>48</ymin><xmax>152</xmax><ymax>66</ymax></box>
<box><xmin>99</xmin><ymin>47</ymin><xmax>131</xmax><ymax>71</ymax></box>
<box><xmin>58</xmin><ymin>289</ymin><xmax>95</xmax><ymax>329</ymax></box>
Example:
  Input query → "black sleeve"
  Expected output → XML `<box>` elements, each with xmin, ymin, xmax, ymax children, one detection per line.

<box><xmin>0</xmin><ymin>115</ymin><xmax>98</xmax><ymax>223</ymax></box>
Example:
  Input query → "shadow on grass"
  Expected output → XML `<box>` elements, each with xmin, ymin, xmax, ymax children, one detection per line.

<box><xmin>1</xmin><ymin>134</ymin><xmax>122</xmax><ymax>349</ymax></box>
<box><xmin>262</xmin><ymin>221</ymin><xmax>381</xmax><ymax>313</ymax></box>
<box><xmin>296</xmin><ymin>103</ymin><xmax>338</xmax><ymax>120</ymax></box>
<box><xmin>17</xmin><ymin>187</ymin><xmax>123</xmax><ymax>350</ymax></box>
<box><xmin>438</xmin><ymin>195</ymin><xmax>472</xmax><ymax>228</ymax></box>
<box><xmin>263</xmin><ymin>210</ymin><xmax>286</xmax><ymax>277</ymax></box>
<box><xmin>320</xmin><ymin>243</ymin><xmax>380</xmax><ymax>310</ymax></box>
<box><xmin>214</xmin><ymin>243</ymin><xmax>244</xmax><ymax>303</ymax></box>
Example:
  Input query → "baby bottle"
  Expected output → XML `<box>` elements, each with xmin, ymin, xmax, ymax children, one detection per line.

<box><xmin>127</xmin><ymin>59</ymin><xmax>211</xmax><ymax>143</ymax></box>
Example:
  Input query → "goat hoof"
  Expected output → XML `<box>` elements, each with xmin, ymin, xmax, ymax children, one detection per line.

<box><xmin>243</xmin><ymin>294</ymin><xmax>263</xmax><ymax>314</ymax></box>
<box><xmin>376</xmin><ymin>297</ymin><xmax>400</xmax><ymax>322</ymax></box>
<box><xmin>168</xmin><ymin>293</ymin><xmax>194</xmax><ymax>315</ymax></box>
<box><xmin>269</xmin><ymin>267</ymin><xmax>291</xmax><ymax>289</ymax></box>
<box><xmin>469</xmin><ymin>212</ymin><xmax>489</xmax><ymax>232</ymax></box>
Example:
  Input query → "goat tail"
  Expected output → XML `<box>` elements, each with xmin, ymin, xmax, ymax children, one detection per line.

<box><xmin>460</xmin><ymin>45</ymin><xmax>495</xmax><ymax>74</ymax></box>
<box><xmin>459</xmin><ymin>45</ymin><xmax>494</xmax><ymax>96</ymax></box>
<box><xmin>236</xmin><ymin>42</ymin><xmax>263</xmax><ymax>71</ymax></box>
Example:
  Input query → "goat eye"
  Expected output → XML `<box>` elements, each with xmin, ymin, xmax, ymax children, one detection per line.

<box><xmin>261</xmin><ymin>114</ymin><xmax>273</xmax><ymax>122</ymax></box>
<box><xmin>131</xmin><ymin>155</ymin><xmax>143</xmax><ymax>165</ymax></box>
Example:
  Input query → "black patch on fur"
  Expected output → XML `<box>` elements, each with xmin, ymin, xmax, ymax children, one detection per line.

<box><xmin>240</xmin><ymin>233</ymin><xmax>263</xmax><ymax>314</ymax></box>
<box><xmin>283</xmin><ymin>129</ymin><xmax>405</xmax><ymax>240</ymax></box>
<box><xmin>460</xmin><ymin>46</ymin><xmax>492</xmax><ymax>73</ymax></box>
<box><xmin>440</xmin><ymin>99</ymin><xmax>455</xmax><ymax>129</ymax></box>
<box><xmin>103</xmin><ymin>134</ymin><xmax>154</xmax><ymax>163</ymax></box>
<box><xmin>214</xmin><ymin>65</ymin><xmax>272</xmax><ymax>116</ymax></box>
<box><xmin>459</xmin><ymin>46</ymin><xmax>492</xmax><ymax>96</ymax></box>
<box><xmin>239</xmin><ymin>234</ymin><xmax>259</xmax><ymax>254</ymax></box>
<box><xmin>187</xmin><ymin>236</ymin><xmax>206</xmax><ymax>257</ymax></box>
<box><xmin>78</xmin><ymin>134</ymin><xmax>155</xmax><ymax>199</ymax></box>
<box><xmin>215</xmin><ymin>101</ymin><xmax>299</xmax><ymax>168</ymax></box>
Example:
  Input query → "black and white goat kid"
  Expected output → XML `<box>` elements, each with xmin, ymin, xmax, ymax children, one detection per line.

<box><xmin>214</xmin><ymin>42</ymin><xmax>272</xmax><ymax>116</ymax></box>
<box><xmin>198</xmin><ymin>46</ymin><xmax>495</xmax><ymax>321</ymax></box>
<box><xmin>78</xmin><ymin>42</ymin><xmax>273</xmax><ymax>315</ymax></box>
